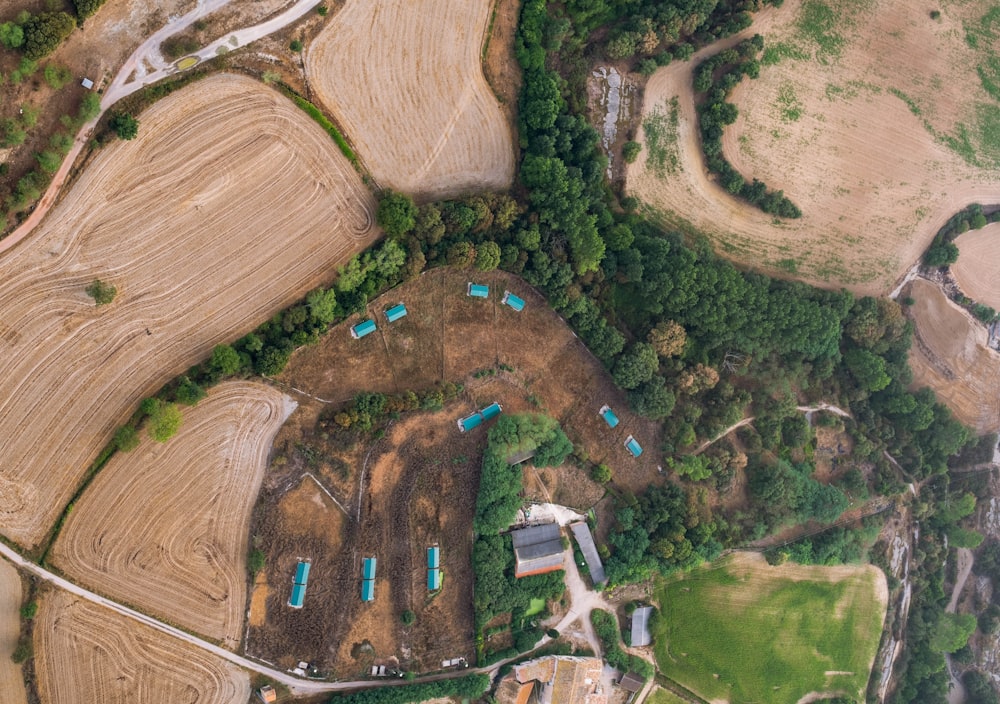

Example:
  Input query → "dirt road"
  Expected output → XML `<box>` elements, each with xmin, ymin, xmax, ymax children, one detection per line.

<box><xmin>946</xmin><ymin>547</ymin><xmax>973</xmax><ymax>704</ymax></box>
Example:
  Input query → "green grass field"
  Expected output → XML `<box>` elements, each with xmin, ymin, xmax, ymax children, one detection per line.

<box><xmin>653</xmin><ymin>554</ymin><xmax>885</xmax><ymax>704</ymax></box>
<box><xmin>647</xmin><ymin>688</ymin><xmax>689</xmax><ymax>704</ymax></box>
<box><xmin>525</xmin><ymin>598</ymin><xmax>546</xmax><ymax>617</ymax></box>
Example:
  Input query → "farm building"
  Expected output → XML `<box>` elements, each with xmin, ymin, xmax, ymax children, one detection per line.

<box><xmin>502</xmin><ymin>291</ymin><xmax>525</xmax><ymax>312</ymax></box>
<box><xmin>468</xmin><ymin>282</ymin><xmax>490</xmax><ymax>298</ymax></box>
<box><xmin>481</xmin><ymin>402</ymin><xmax>502</xmax><ymax>420</ymax></box>
<box><xmin>428</xmin><ymin>546</ymin><xmax>441</xmax><ymax>591</ymax></box>
<box><xmin>81</xmin><ymin>77</ymin><xmax>95</xmax><ymax>90</ymax></box>
<box><xmin>505</xmin><ymin>656</ymin><xmax>607</xmax><ymax>704</ymax></box>
<box><xmin>362</xmin><ymin>557</ymin><xmax>377</xmax><ymax>602</ymax></box>
<box><xmin>618</xmin><ymin>672</ymin><xmax>646</xmax><ymax>693</ymax></box>
<box><xmin>630</xmin><ymin>606</ymin><xmax>653</xmax><ymax>647</ymax></box>
<box><xmin>257</xmin><ymin>685</ymin><xmax>277</xmax><ymax>703</ymax></box>
<box><xmin>598</xmin><ymin>405</ymin><xmax>619</xmax><ymax>428</ymax></box>
<box><xmin>624</xmin><ymin>435</ymin><xmax>643</xmax><ymax>457</ymax></box>
<box><xmin>385</xmin><ymin>303</ymin><xmax>407</xmax><ymax>322</ymax></box>
<box><xmin>288</xmin><ymin>560</ymin><xmax>311</xmax><ymax>609</ymax></box>
<box><xmin>351</xmin><ymin>319</ymin><xmax>377</xmax><ymax>339</ymax></box>
<box><xmin>457</xmin><ymin>402</ymin><xmax>503</xmax><ymax>432</ymax></box>
<box><xmin>511</xmin><ymin>523</ymin><xmax>564</xmax><ymax>578</ymax></box>
<box><xmin>569</xmin><ymin>522</ymin><xmax>606</xmax><ymax>586</ymax></box>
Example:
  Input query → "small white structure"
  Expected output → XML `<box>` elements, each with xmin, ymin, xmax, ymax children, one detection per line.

<box><xmin>81</xmin><ymin>77</ymin><xmax>94</xmax><ymax>90</ymax></box>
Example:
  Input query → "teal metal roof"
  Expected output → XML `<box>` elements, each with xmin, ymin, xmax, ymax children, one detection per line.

<box><xmin>427</xmin><ymin>547</ymin><xmax>440</xmax><ymax>569</ymax></box>
<box><xmin>289</xmin><ymin>583</ymin><xmax>306</xmax><ymax>608</ymax></box>
<box><xmin>428</xmin><ymin>569</ymin><xmax>441</xmax><ymax>591</ymax></box>
<box><xmin>600</xmin><ymin>406</ymin><xmax>620</xmax><ymax>428</ymax></box>
<box><xmin>468</xmin><ymin>283</ymin><xmax>489</xmax><ymax>298</ymax></box>
<box><xmin>294</xmin><ymin>561</ymin><xmax>311</xmax><ymax>585</ymax></box>
<box><xmin>351</xmin><ymin>319</ymin><xmax>377</xmax><ymax>339</ymax></box>
<box><xmin>625</xmin><ymin>436</ymin><xmax>643</xmax><ymax>457</ymax></box>
<box><xmin>361</xmin><ymin>579</ymin><xmax>375</xmax><ymax>602</ymax></box>
<box><xmin>481</xmin><ymin>402</ymin><xmax>502</xmax><ymax>420</ymax></box>
<box><xmin>459</xmin><ymin>413</ymin><xmax>483</xmax><ymax>432</ymax></box>
<box><xmin>385</xmin><ymin>304</ymin><xmax>407</xmax><ymax>322</ymax></box>
<box><xmin>363</xmin><ymin>557</ymin><xmax>377</xmax><ymax>580</ymax></box>
<box><xmin>502</xmin><ymin>292</ymin><xmax>525</xmax><ymax>311</ymax></box>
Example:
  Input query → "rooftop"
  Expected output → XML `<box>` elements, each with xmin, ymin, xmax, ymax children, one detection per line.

<box><xmin>599</xmin><ymin>405</ymin><xmax>619</xmax><ymax>429</ymax></box>
<box><xmin>511</xmin><ymin>524</ymin><xmax>564</xmax><ymax>578</ymax></box>
<box><xmin>363</xmin><ymin>557</ymin><xmax>377</xmax><ymax>580</ymax></box>
<box><xmin>468</xmin><ymin>283</ymin><xmax>490</xmax><ymax>298</ymax></box>
<box><xmin>502</xmin><ymin>290</ymin><xmax>525</xmax><ymax>311</ymax></box>
<box><xmin>351</xmin><ymin>319</ymin><xmax>377</xmax><ymax>339</ymax></box>
<box><xmin>630</xmin><ymin>606</ymin><xmax>654</xmax><ymax>647</ymax></box>
<box><xmin>618</xmin><ymin>672</ymin><xmax>646</xmax><ymax>693</ymax></box>
<box><xmin>512</xmin><ymin>656</ymin><xmax>607</xmax><ymax>704</ymax></box>
<box><xmin>570</xmin><ymin>522</ymin><xmax>606</xmax><ymax>586</ymax></box>
<box><xmin>385</xmin><ymin>303</ymin><xmax>407</xmax><ymax>322</ymax></box>
<box><xmin>625</xmin><ymin>435</ymin><xmax>643</xmax><ymax>457</ymax></box>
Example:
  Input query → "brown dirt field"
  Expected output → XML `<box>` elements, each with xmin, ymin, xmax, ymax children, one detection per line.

<box><xmin>50</xmin><ymin>381</ymin><xmax>292</xmax><ymax>649</ymax></box>
<box><xmin>627</xmin><ymin>0</ymin><xmax>1000</xmax><ymax>295</ymax></box>
<box><xmin>906</xmin><ymin>278</ymin><xmax>1000</xmax><ymax>433</ymax></box>
<box><xmin>483</xmin><ymin>0</ymin><xmax>524</xmax><ymax>126</ymax></box>
<box><xmin>0</xmin><ymin>73</ymin><xmax>376</xmax><ymax>550</ymax></box>
<box><xmin>280</xmin><ymin>267</ymin><xmax>663</xmax><ymax>493</ymax></box>
<box><xmin>304</xmin><ymin>0</ymin><xmax>515</xmax><ymax>199</ymax></box>
<box><xmin>0</xmin><ymin>562</ymin><xmax>27</xmax><ymax>704</ymax></box>
<box><xmin>34</xmin><ymin>590</ymin><xmax>249</xmax><ymax>703</ymax></box>
<box><xmin>951</xmin><ymin>224</ymin><xmax>1000</xmax><ymax>310</ymax></box>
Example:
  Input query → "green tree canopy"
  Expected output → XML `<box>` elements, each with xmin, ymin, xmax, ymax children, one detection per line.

<box><xmin>475</xmin><ymin>240</ymin><xmax>501</xmax><ymax>271</ymax></box>
<box><xmin>210</xmin><ymin>344</ymin><xmax>243</xmax><ymax>376</ymax></box>
<box><xmin>108</xmin><ymin>112</ymin><xmax>139</xmax><ymax>140</ymax></box>
<box><xmin>375</xmin><ymin>190</ymin><xmax>417</xmax><ymax>237</ymax></box>
<box><xmin>21</xmin><ymin>12</ymin><xmax>76</xmax><ymax>60</ymax></box>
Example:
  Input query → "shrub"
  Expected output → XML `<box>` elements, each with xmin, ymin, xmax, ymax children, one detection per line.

<box><xmin>108</xmin><ymin>112</ymin><xmax>139</xmax><ymax>140</ymax></box>
<box><xmin>10</xmin><ymin>639</ymin><xmax>31</xmax><ymax>664</ymax></box>
<box><xmin>174</xmin><ymin>376</ymin><xmax>206</xmax><ymax>405</ymax></box>
<box><xmin>0</xmin><ymin>22</ymin><xmax>24</xmax><ymax>49</ymax></box>
<box><xmin>85</xmin><ymin>278</ymin><xmax>117</xmax><ymax>306</ymax></box>
<box><xmin>72</xmin><ymin>0</ymin><xmax>109</xmax><ymax>20</ymax></box>
<box><xmin>145</xmin><ymin>399</ymin><xmax>183</xmax><ymax>442</ymax></box>
<box><xmin>19</xmin><ymin>602</ymin><xmax>37</xmax><ymax>620</ymax></box>
<box><xmin>289</xmin><ymin>39</ymin><xmax>303</xmax><ymax>52</ymax></box>
<box><xmin>591</xmin><ymin>464</ymin><xmax>612</xmax><ymax>483</ymax></box>
<box><xmin>21</xmin><ymin>12</ymin><xmax>76</xmax><ymax>60</ymax></box>
<box><xmin>622</xmin><ymin>141</ymin><xmax>641</xmax><ymax>163</ymax></box>
<box><xmin>249</xmin><ymin>548</ymin><xmax>266</xmax><ymax>576</ymax></box>
<box><xmin>401</xmin><ymin>610</ymin><xmax>416</xmax><ymax>626</ymax></box>
<box><xmin>317</xmin><ymin>5</ymin><xmax>328</xmax><ymax>15</ymax></box>
<box><xmin>113</xmin><ymin>425</ymin><xmax>140</xmax><ymax>452</ymax></box>
<box><xmin>43</xmin><ymin>63</ymin><xmax>73</xmax><ymax>88</ymax></box>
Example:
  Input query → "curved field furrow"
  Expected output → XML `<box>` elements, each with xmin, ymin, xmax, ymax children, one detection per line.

<box><xmin>627</xmin><ymin>0</ymin><xmax>1000</xmax><ymax>295</ymax></box>
<box><xmin>0</xmin><ymin>73</ymin><xmax>377</xmax><ymax>549</ymax></box>
<box><xmin>51</xmin><ymin>382</ymin><xmax>292</xmax><ymax>648</ymax></box>
<box><xmin>305</xmin><ymin>0</ymin><xmax>514</xmax><ymax>198</ymax></box>
<box><xmin>951</xmin><ymin>224</ymin><xmax>1000</xmax><ymax>311</ymax></box>
<box><xmin>35</xmin><ymin>590</ymin><xmax>249</xmax><ymax>703</ymax></box>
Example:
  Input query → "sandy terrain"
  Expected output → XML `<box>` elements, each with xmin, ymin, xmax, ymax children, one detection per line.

<box><xmin>34</xmin><ymin>590</ymin><xmax>249</xmax><ymax>703</ymax></box>
<box><xmin>305</xmin><ymin>0</ymin><xmax>515</xmax><ymax>198</ymax></box>
<box><xmin>952</xmin><ymin>224</ymin><xmax>1000</xmax><ymax>310</ymax></box>
<box><xmin>907</xmin><ymin>278</ymin><xmax>1000</xmax><ymax>433</ymax></box>
<box><xmin>0</xmin><ymin>562</ymin><xmax>27</xmax><ymax>704</ymax></box>
<box><xmin>0</xmin><ymin>73</ymin><xmax>376</xmax><ymax>549</ymax></box>
<box><xmin>51</xmin><ymin>382</ymin><xmax>293</xmax><ymax>649</ymax></box>
<box><xmin>627</xmin><ymin>0</ymin><xmax>1000</xmax><ymax>295</ymax></box>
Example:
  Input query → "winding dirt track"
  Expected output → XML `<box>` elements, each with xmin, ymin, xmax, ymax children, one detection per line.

<box><xmin>951</xmin><ymin>224</ymin><xmax>1000</xmax><ymax>310</ymax></box>
<box><xmin>0</xmin><ymin>562</ymin><xmax>27</xmax><ymax>704</ymax></box>
<box><xmin>34</xmin><ymin>590</ymin><xmax>249</xmax><ymax>704</ymax></box>
<box><xmin>627</xmin><ymin>0</ymin><xmax>1000</xmax><ymax>295</ymax></box>
<box><xmin>305</xmin><ymin>0</ymin><xmax>515</xmax><ymax>198</ymax></box>
<box><xmin>51</xmin><ymin>382</ymin><xmax>294</xmax><ymax>649</ymax></box>
<box><xmin>0</xmin><ymin>73</ymin><xmax>377</xmax><ymax>549</ymax></box>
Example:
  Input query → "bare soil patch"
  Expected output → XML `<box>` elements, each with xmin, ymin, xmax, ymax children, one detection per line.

<box><xmin>305</xmin><ymin>0</ymin><xmax>515</xmax><ymax>199</ymax></box>
<box><xmin>483</xmin><ymin>0</ymin><xmax>523</xmax><ymax>128</ymax></box>
<box><xmin>51</xmin><ymin>381</ymin><xmax>292</xmax><ymax>649</ymax></box>
<box><xmin>951</xmin><ymin>223</ymin><xmax>1000</xmax><ymax>310</ymax></box>
<box><xmin>0</xmin><ymin>73</ymin><xmax>376</xmax><ymax>549</ymax></box>
<box><xmin>628</xmin><ymin>0</ymin><xmax>1000</xmax><ymax>295</ymax></box>
<box><xmin>906</xmin><ymin>278</ymin><xmax>1000</xmax><ymax>433</ymax></box>
<box><xmin>0</xmin><ymin>562</ymin><xmax>27</xmax><ymax>704</ymax></box>
<box><xmin>34</xmin><ymin>590</ymin><xmax>249</xmax><ymax>703</ymax></box>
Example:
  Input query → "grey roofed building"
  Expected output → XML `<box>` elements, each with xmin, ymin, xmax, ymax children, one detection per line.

<box><xmin>630</xmin><ymin>606</ymin><xmax>654</xmax><ymax>647</ymax></box>
<box><xmin>569</xmin><ymin>522</ymin><xmax>606</xmax><ymax>586</ymax></box>
<box><xmin>511</xmin><ymin>523</ymin><xmax>564</xmax><ymax>578</ymax></box>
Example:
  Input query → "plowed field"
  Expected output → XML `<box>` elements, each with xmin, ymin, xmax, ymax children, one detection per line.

<box><xmin>34</xmin><ymin>591</ymin><xmax>249</xmax><ymax>703</ymax></box>
<box><xmin>951</xmin><ymin>224</ymin><xmax>1000</xmax><ymax>310</ymax></box>
<box><xmin>906</xmin><ymin>278</ymin><xmax>1000</xmax><ymax>433</ymax></box>
<box><xmin>0</xmin><ymin>562</ymin><xmax>27</xmax><ymax>704</ymax></box>
<box><xmin>51</xmin><ymin>382</ymin><xmax>294</xmax><ymax>649</ymax></box>
<box><xmin>0</xmin><ymin>73</ymin><xmax>376</xmax><ymax>549</ymax></box>
<box><xmin>628</xmin><ymin>0</ymin><xmax>1000</xmax><ymax>295</ymax></box>
<box><xmin>305</xmin><ymin>0</ymin><xmax>515</xmax><ymax>198</ymax></box>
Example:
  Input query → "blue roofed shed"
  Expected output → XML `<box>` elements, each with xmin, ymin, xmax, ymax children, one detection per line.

<box><xmin>599</xmin><ymin>405</ymin><xmax>620</xmax><ymax>428</ymax></box>
<box><xmin>351</xmin><ymin>319</ymin><xmax>377</xmax><ymax>339</ymax></box>
<box><xmin>427</xmin><ymin>547</ymin><xmax>440</xmax><ymax>569</ymax></box>
<box><xmin>481</xmin><ymin>402</ymin><xmax>502</xmax><ymax>420</ymax></box>
<box><xmin>385</xmin><ymin>304</ymin><xmax>407</xmax><ymax>323</ymax></box>
<box><xmin>362</xmin><ymin>579</ymin><xmax>375</xmax><ymax>602</ymax></box>
<box><xmin>467</xmin><ymin>283</ymin><xmax>489</xmax><ymax>298</ymax></box>
<box><xmin>501</xmin><ymin>291</ymin><xmax>525</xmax><ymax>312</ymax></box>
<box><xmin>428</xmin><ymin>569</ymin><xmax>441</xmax><ymax>591</ymax></box>
<box><xmin>363</xmin><ymin>557</ymin><xmax>377</xmax><ymax>580</ymax></box>
<box><xmin>289</xmin><ymin>583</ymin><xmax>307</xmax><ymax>609</ymax></box>
<box><xmin>625</xmin><ymin>435</ymin><xmax>643</xmax><ymax>457</ymax></box>
<box><xmin>294</xmin><ymin>561</ymin><xmax>311</xmax><ymax>585</ymax></box>
<box><xmin>458</xmin><ymin>412</ymin><xmax>483</xmax><ymax>432</ymax></box>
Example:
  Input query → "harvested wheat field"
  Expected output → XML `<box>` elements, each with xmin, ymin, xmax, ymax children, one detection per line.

<box><xmin>907</xmin><ymin>278</ymin><xmax>1000</xmax><ymax>433</ymax></box>
<box><xmin>305</xmin><ymin>0</ymin><xmax>515</xmax><ymax>198</ymax></box>
<box><xmin>0</xmin><ymin>73</ymin><xmax>376</xmax><ymax>549</ymax></box>
<box><xmin>34</xmin><ymin>590</ymin><xmax>249</xmax><ymax>704</ymax></box>
<box><xmin>51</xmin><ymin>382</ymin><xmax>294</xmax><ymax>649</ymax></box>
<box><xmin>0</xmin><ymin>562</ymin><xmax>27</xmax><ymax>704</ymax></box>
<box><xmin>628</xmin><ymin>0</ymin><xmax>1000</xmax><ymax>295</ymax></box>
<box><xmin>952</xmin><ymin>224</ymin><xmax>1000</xmax><ymax>310</ymax></box>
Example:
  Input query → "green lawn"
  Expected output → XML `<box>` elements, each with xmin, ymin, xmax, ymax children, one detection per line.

<box><xmin>525</xmin><ymin>598</ymin><xmax>546</xmax><ymax>617</ymax></box>
<box><xmin>652</xmin><ymin>554</ymin><xmax>885</xmax><ymax>704</ymax></box>
<box><xmin>647</xmin><ymin>688</ymin><xmax>689</xmax><ymax>704</ymax></box>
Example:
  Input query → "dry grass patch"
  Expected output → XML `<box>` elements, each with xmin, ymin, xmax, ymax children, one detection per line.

<box><xmin>0</xmin><ymin>73</ymin><xmax>376</xmax><ymax>549</ymax></box>
<box><xmin>51</xmin><ymin>381</ymin><xmax>293</xmax><ymax>649</ymax></box>
<box><xmin>906</xmin><ymin>278</ymin><xmax>1000</xmax><ymax>433</ymax></box>
<box><xmin>34</xmin><ymin>590</ymin><xmax>249</xmax><ymax>704</ymax></box>
<box><xmin>0</xmin><ymin>562</ymin><xmax>27</xmax><ymax>704</ymax></box>
<box><xmin>628</xmin><ymin>0</ymin><xmax>1000</xmax><ymax>295</ymax></box>
<box><xmin>951</xmin><ymin>223</ymin><xmax>1000</xmax><ymax>309</ymax></box>
<box><xmin>305</xmin><ymin>0</ymin><xmax>515</xmax><ymax>198</ymax></box>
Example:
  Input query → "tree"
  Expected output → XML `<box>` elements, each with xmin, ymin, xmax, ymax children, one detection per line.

<box><xmin>612</xmin><ymin>342</ymin><xmax>658</xmax><ymax>389</ymax></box>
<box><xmin>85</xmin><ymin>278</ymin><xmax>117</xmax><ymax>306</ymax></box>
<box><xmin>306</xmin><ymin>287</ymin><xmax>339</xmax><ymax>324</ymax></box>
<box><xmin>211</xmin><ymin>344</ymin><xmax>243</xmax><ymax>376</ymax></box>
<box><xmin>591</xmin><ymin>464</ymin><xmax>612</xmax><ymax>483</ymax></box>
<box><xmin>71</xmin><ymin>0</ymin><xmax>109</xmax><ymax>20</ymax></box>
<box><xmin>844</xmin><ymin>348</ymin><xmax>891</xmax><ymax>392</ymax></box>
<box><xmin>175</xmin><ymin>376</ymin><xmax>205</xmax><ymax>405</ymax></box>
<box><xmin>627</xmin><ymin>377</ymin><xmax>676</xmax><ymax>419</ymax></box>
<box><xmin>113</xmin><ymin>425</ymin><xmax>140</xmax><ymax>452</ymax></box>
<box><xmin>648</xmin><ymin>321</ymin><xmax>686</xmax><ymax>358</ymax></box>
<box><xmin>0</xmin><ymin>22</ymin><xmax>24</xmax><ymax>49</ymax></box>
<box><xmin>400</xmin><ymin>610</ymin><xmax>416</xmax><ymax>626</ymax></box>
<box><xmin>923</xmin><ymin>241</ymin><xmax>958</xmax><ymax>266</ymax></box>
<box><xmin>21</xmin><ymin>12</ymin><xmax>76</xmax><ymax>60</ymax></box>
<box><xmin>108</xmin><ymin>112</ymin><xmax>139</xmax><ymax>140</ymax></box>
<box><xmin>475</xmin><ymin>241</ymin><xmax>501</xmax><ymax>271</ymax></box>
<box><xmin>375</xmin><ymin>190</ymin><xmax>417</xmax><ymax>237</ymax></box>
<box><xmin>929</xmin><ymin>612</ymin><xmax>976</xmax><ymax>653</ymax></box>
<box><xmin>622</xmin><ymin>141</ymin><xmax>641</xmax><ymax>163</ymax></box>
<box><xmin>43</xmin><ymin>63</ymin><xmax>72</xmax><ymax>89</ymax></box>
<box><xmin>446</xmin><ymin>241</ymin><xmax>477</xmax><ymax>268</ymax></box>
<box><xmin>147</xmin><ymin>400</ymin><xmax>183</xmax><ymax>442</ymax></box>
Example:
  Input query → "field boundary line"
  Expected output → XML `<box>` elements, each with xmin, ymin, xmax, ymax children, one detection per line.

<box><xmin>302</xmin><ymin>472</ymin><xmax>351</xmax><ymax>518</ymax></box>
<box><xmin>263</xmin><ymin>376</ymin><xmax>334</xmax><ymax>404</ymax></box>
